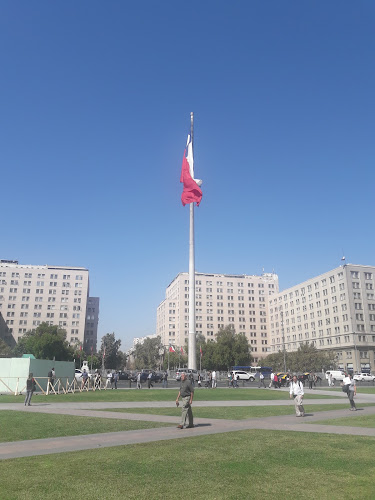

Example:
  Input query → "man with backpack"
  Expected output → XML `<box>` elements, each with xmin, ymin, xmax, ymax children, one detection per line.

<box><xmin>289</xmin><ymin>374</ymin><xmax>305</xmax><ymax>417</ymax></box>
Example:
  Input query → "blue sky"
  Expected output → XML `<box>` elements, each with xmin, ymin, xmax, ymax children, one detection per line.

<box><xmin>1</xmin><ymin>2</ymin><xmax>374</xmax><ymax>349</ymax></box>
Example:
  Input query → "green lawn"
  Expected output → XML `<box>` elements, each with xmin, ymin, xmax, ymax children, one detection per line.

<box><xmin>314</xmin><ymin>414</ymin><xmax>375</xmax><ymax>428</ymax></box>
<box><xmin>100</xmin><ymin>403</ymin><xmax>375</xmax><ymax>420</ymax></box>
<box><xmin>0</xmin><ymin>430</ymin><xmax>374</xmax><ymax>500</ymax></box>
<box><xmin>0</xmin><ymin>411</ymin><xmax>171</xmax><ymax>443</ymax></box>
<box><xmin>0</xmin><ymin>388</ymin><xmax>338</xmax><ymax>404</ymax></box>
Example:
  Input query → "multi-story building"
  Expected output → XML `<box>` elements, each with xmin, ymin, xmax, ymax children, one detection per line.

<box><xmin>269</xmin><ymin>264</ymin><xmax>375</xmax><ymax>372</ymax></box>
<box><xmin>157</xmin><ymin>271</ymin><xmax>279</xmax><ymax>363</ymax></box>
<box><xmin>84</xmin><ymin>297</ymin><xmax>100</xmax><ymax>351</ymax></box>
<box><xmin>0</xmin><ymin>259</ymin><xmax>96</xmax><ymax>348</ymax></box>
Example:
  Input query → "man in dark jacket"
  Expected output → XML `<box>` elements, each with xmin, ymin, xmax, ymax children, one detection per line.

<box><xmin>176</xmin><ymin>372</ymin><xmax>194</xmax><ymax>429</ymax></box>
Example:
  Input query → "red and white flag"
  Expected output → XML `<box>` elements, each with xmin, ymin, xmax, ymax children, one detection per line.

<box><xmin>169</xmin><ymin>345</ymin><xmax>175</xmax><ymax>353</ymax></box>
<box><xmin>180</xmin><ymin>135</ymin><xmax>202</xmax><ymax>206</ymax></box>
<box><xmin>180</xmin><ymin>346</ymin><xmax>184</xmax><ymax>354</ymax></box>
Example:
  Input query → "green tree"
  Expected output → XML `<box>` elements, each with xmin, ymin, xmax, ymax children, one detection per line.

<box><xmin>134</xmin><ymin>336</ymin><xmax>163</xmax><ymax>370</ymax></box>
<box><xmin>162</xmin><ymin>350</ymin><xmax>187</xmax><ymax>370</ymax></box>
<box><xmin>14</xmin><ymin>323</ymin><xmax>74</xmax><ymax>361</ymax></box>
<box><xmin>0</xmin><ymin>338</ymin><xmax>13</xmax><ymax>358</ymax></box>
<box><xmin>98</xmin><ymin>333</ymin><xmax>124</xmax><ymax>370</ymax></box>
<box><xmin>261</xmin><ymin>343</ymin><xmax>337</xmax><ymax>373</ymax></box>
<box><xmin>212</xmin><ymin>326</ymin><xmax>252</xmax><ymax>371</ymax></box>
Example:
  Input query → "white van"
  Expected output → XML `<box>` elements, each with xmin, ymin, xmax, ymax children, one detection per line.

<box><xmin>325</xmin><ymin>370</ymin><xmax>346</xmax><ymax>382</ymax></box>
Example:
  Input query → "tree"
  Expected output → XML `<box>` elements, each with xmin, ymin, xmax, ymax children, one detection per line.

<box><xmin>212</xmin><ymin>326</ymin><xmax>252</xmax><ymax>371</ymax></box>
<box><xmin>261</xmin><ymin>343</ymin><xmax>337</xmax><ymax>373</ymax></box>
<box><xmin>98</xmin><ymin>333</ymin><xmax>124</xmax><ymax>370</ymax></box>
<box><xmin>14</xmin><ymin>323</ymin><xmax>74</xmax><ymax>361</ymax></box>
<box><xmin>134</xmin><ymin>336</ymin><xmax>163</xmax><ymax>370</ymax></box>
<box><xmin>0</xmin><ymin>338</ymin><xmax>13</xmax><ymax>358</ymax></box>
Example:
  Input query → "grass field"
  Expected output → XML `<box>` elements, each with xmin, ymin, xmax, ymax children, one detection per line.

<box><xmin>314</xmin><ymin>414</ymin><xmax>375</xmax><ymax>428</ymax></box>
<box><xmin>0</xmin><ymin>388</ymin><xmax>339</xmax><ymax>404</ymax></box>
<box><xmin>0</xmin><ymin>429</ymin><xmax>374</xmax><ymax>500</ymax></box>
<box><xmin>100</xmin><ymin>403</ymin><xmax>375</xmax><ymax>420</ymax></box>
<box><xmin>0</xmin><ymin>410</ymin><xmax>171</xmax><ymax>443</ymax></box>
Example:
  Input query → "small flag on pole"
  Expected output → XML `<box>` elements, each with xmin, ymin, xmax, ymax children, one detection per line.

<box><xmin>180</xmin><ymin>135</ymin><xmax>202</xmax><ymax>206</ymax></box>
<box><xmin>169</xmin><ymin>345</ymin><xmax>176</xmax><ymax>353</ymax></box>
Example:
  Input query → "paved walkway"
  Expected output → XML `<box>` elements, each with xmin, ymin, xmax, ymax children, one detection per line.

<box><xmin>1</xmin><ymin>388</ymin><xmax>375</xmax><ymax>460</ymax></box>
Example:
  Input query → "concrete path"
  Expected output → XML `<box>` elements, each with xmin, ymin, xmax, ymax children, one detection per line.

<box><xmin>1</xmin><ymin>390</ymin><xmax>375</xmax><ymax>460</ymax></box>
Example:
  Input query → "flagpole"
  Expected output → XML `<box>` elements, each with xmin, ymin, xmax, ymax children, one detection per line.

<box><xmin>188</xmin><ymin>112</ymin><xmax>197</xmax><ymax>370</ymax></box>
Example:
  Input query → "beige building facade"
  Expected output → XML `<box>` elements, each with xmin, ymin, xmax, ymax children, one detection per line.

<box><xmin>0</xmin><ymin>259</ymin><xmax>94</xmax><ymax>347</ymax></box>
<box><xmin>269</xmin><ymin>264</ymin><xmax>375</xmax><ymax>373</ymax></box>
<box><xmin>157</xmin><ymin>271</ymin><xmax>279</xmax><ymax>364</ymax></box>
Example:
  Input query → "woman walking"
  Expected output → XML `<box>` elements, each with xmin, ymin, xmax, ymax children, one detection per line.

<box><xmin>24</xmin><ymin>373</ymin><xmax>36</xmax><ymax>406</ymax></box>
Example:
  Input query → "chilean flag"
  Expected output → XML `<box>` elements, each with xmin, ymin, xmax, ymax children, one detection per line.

<box><xmin>180</xmin><ymin>135</ymin><xmax>202</xmax><ymax>206</ymax></box>
<box><xmin>180</xmin><ymin>346</ymin><xmax>184</xmax><ymax>354</ymax></box>
<box><xmin>169</xmin><ymin>345</ymin><xmax>175</xmax><ymax>353</ymax></box>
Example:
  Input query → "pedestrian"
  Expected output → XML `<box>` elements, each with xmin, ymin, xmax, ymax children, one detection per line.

<box><xmin>233</xmin><ymin>373</ymin><xmax>239</xmax><ymax>388</ymax></box>
<box><xmin>258</xmin><ymin>372</ymin><xmax>266</xmax><ymax>388</ymax></box>
<box><xmin>212</xmin><ymin>370</ymin><xmax>217</xmax><ymax>389</ymax></box>
<box><xmin>162</xmin><ymin>371</ymin><xmax>168</xmax><ymax>388</ymax></box>
<box><xmin>24</xmin><ymin>373</ymin><xmax>36</xmax><ymax>406</ymax></box>
<box><xmin>106</xmin><ymin>370</ymin><xmax>112</xmax><ymax>388</ymax></box>
<box><xmin>328</xmin><ymin>373</ymin><xmax>333</xmax><ymax>387</ymax></box>
<box><xmin>343</xmin><ymin>373</ymin><xmax>357</xmax><ymax>411</ymax></box>
<box><xmin>308</xmin><ymin>372</ymin><xmax>314</xmax><ymax>390</ymax></box>
<box><xmin>147</xmin><ymin>372</ymin><xmax>153</xmax><ymax>389</ymax></box>
<box><xmin>208</xmin><ymin>371</ymin><xmax>212</xmax><ymax>388</ymax></box>
<box><xmin>289</xmin><ymin>374</ymin><xmax>305</xmax><ymax>417</ymax></box>
<box><xmin>47</xmin><ymin>367</ymin><xmax>55</xmax><ymax>391</ymax></box>
<box><xmin>273</xmin><ymin>373</ymin><xmax>279</xmax><ymax>388</ymax></box>
<box><xmin>136</xmin><ymin>372</ymin><xmax>142</xmax><ymax>389</ymax></box>
<box><xmin>94</xmin><ymin>370</ymin><xmax>101</xmax><ymax>390</ymax></box>
<box><xmin>269</xmin><ymin>371</ymin><xmax>274</xmax><ymax>388</ymax></box>
<box><xmin>176</xmin><ymin>372</ymin><xmax>194</xmax><ymax>429</ymax></box>
<box><xmin>228</xmin><ymin>372</ymin><xmax>233</xmax><ymax>388</ymax></box>
<box><xmin>113</xmin><ymin>371</ymin><xmax>118</xmax><ymax>389</ymax></box>
<box><xmin>197</xmin><ymin>373</ymin><xmax>202</xmax><ymax>387</ymax></box>
<box><xmin>81</xmin><ymin>369</ymin><xmax>88</xmax><ymax>389</ymax></box>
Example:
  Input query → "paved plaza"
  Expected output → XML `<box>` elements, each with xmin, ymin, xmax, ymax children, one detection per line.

<box><xmin>1</xmin><ymin>388</ymin><xmax>375</xmax><ymax>460</ymax></box>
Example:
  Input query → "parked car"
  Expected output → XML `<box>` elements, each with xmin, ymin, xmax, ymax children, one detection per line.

<box><xmin>131</xmin><ymin>371</ymin><xmax>162</xmax><ymax>383</ymax></box>
<box><xmin>325</xmin><ymin>370</ymin><xmax>346</xmax><ymax>382</ymax></box>
<box><xmin>175</xmin><ymin>369</ymin><xmax>199</xmax><ymax>381</ymax></box>
<box><xmin>353</xmin><ymin>373</ymin><xmax>375</xmax><ymax>382</ymax></box>
<box><xmin>118</xmin><ymin>371</ymin><xmax>130</xmax><ymax>380</ymax></box>
<box><xmin>232</xmin><ymin>370</ymin><xmax>255</xmax><ymax>382</ymax></box>
<box><xmin>75</xmin><ymin>369</ymin><xmax>93</xmax><ymax>381</ymax></box>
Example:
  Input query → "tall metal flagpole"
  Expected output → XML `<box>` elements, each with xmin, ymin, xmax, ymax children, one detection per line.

<box><xmin>188</xmin><ymin>112</ymin><xmax>197</xmax><ymax>370</ymax></box>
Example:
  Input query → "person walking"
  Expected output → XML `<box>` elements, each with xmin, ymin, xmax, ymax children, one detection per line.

<box><xmin>147</xmin><ymin>372</ymin><xmax>153</xmax><ymax>389</ymax></box>
<box><xmin>258</xmin><ymin>372</ymin><xmax>266</xmax><ymax>388</ymax></box>
<box><xmin>136</xmin><ymin>372</ymin><xmax>142</xmax><ymax>389</ymax></box>
<box><xmin>94</xmin><ymin>370</ymin><xmax>101</xmax><ymax>390</ymax></box>
<box><xmin>289</xmin><ymin>374</ymin><xmax>305</xmax><ymax>417</ymax></box>
<box><xmin>106</xmin><ymin>371</ymin><xmax>113</xmax><ymax>389</ymax></box>
<box><xmin>176</xmin><ymin>372</ymin><xmax>194</xmax><ymax>429</ymax></box>
<box><xmin>269</xmin><ymin>371</ymin><xmax>274</xmax><ymax>388</ymax></box>
<box><xmin>308</xmin><ymin>372</ymin><xmax>314</xmax><ymax>390</ymax></box>
<box><xmin>343</xmin><ymin>373</ymin><xmax>357</xmax><ymax>411</ymax></box>
<box><xmin>24</xmin><ymin>373</ymin><xmax>36</xmax><ymax>406</ymax></box>
<box><xmin>162</xmin><ymin>371</ymin><xmax>168</xmax><ymax>388</ymax></box>
<box><xmin>113</xmin><ymin>371</ymin><xmax>118</xmax><ymax>389</ymax></box>
<box><xmin>81</xmin><ymin>369</ymin><xmax>89</xmax><ymax>389</ymax></box>
<box><xmin>211</xmin><ymin>370</ymin><xmax>217</xmax><ymax>389</ymax></box>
